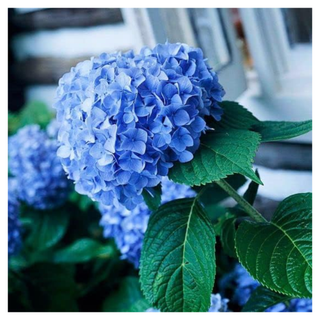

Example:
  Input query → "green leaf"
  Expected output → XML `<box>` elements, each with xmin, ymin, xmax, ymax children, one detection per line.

<box><xmin>252</xmin><ymin>120</ymin><xmax>312</xmax><ymax>142</ymax></box>
<box><xmin>195</xmin><ymin>174</ymin><xmax>247</xmax><ymax>207</ymax></box>
<box><xmin>8</xmin><ymin>270</ymin><xmax>32</xmax><ymax>311</ymax></box>
<box><xmin>140</xmin><ymin>198</ymin><xmax>216</xmax><ymax>312</ymax></box>
<box><xmin>242</xmin><ymin>170</ymin><xmax>260</xmax><ymax>205</ymax></box>
<box><xmin>220</xmin><ymin>217</ymin><xmax>237</xmax><ymax>258</ymax></box>
<box><xmin>103</xmin><ymin>277</ymin><xmax>150</xmax><ymax>312</ymax></box>
<box><xmin>235</xmin><ymin>193</ymin><xmax>312</xmax><ymax>298</ymax></box>
<box><xmin>26</xmin><ymin>209</ymin><xmax>69</xmax><ymax>251</ymax></box>
<box><xmin>169</xmin><ymin>128</ymin><xmax>262</xmax><ymax>186</ymax></box>
<box><xmin>206</xmin><ymin>205</ymin><xmax>228</xmax><ymax>227</ymax></box>
<box><xmin>8</xmin><ymin>112</ymin><xmax>21</xmax><ymax>135</ymax></box>
<box><xmin>53</xmin><ymin>238</ymin><xmax>115</xmax><ymax>263</ymax></box>
<box><xmin>213</xmin><ymin>211</ymin><xmax>234</xmax><ymax>236</ymax></box>
<box><xmin>242</xmin><ymin>286</ymin><xmax>290</xmax><ymax>312</ymax></box>
<box><xmin>142</xmin><ymin>184</ymin><xmax>162</xmax><ymax>211</ymax></box>
<box><xmin>69</xmin><ymin>191</ymin><xmax>94</xmax><ymax>211</ymax></box>
<box><xmin>23</xmin><ymin>263</ymin><xmax>78</xmax><ymax>311</ymax></box>
<box><xmin>215</xmin><ymin>101</ymin><xmax>259</xmax><ymax>130</ymax></box>
<box><xmin>79</xmin><ymin>259</ymin><xmax>121</xmax><ymax>297</ymax></box>
<box><xmin>19</xmin><ymin>100</ymin><xmax>53</xmax><ymax>129</ymax></box>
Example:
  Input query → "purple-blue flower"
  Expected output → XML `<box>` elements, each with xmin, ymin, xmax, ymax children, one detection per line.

<box><xmin>146</xmin><ymin>294</ymin><xmax>228</xmax><ymax>312</ymax></box>
<box><xmin>54</xmin><ymin>43</ymin><xmax>224</xmax><ymax>209</ymax></box>
<box><xmin>266</xmin><ymin>299</ymin><xmax>312</xmax><ymax>312</ymax></box>
<box><xmin>8</xmin><ymin>179</ymin><xmax>21</xmax><ymax>257</ymax></box>
<box><xmin>219</xmin><ymin>264</ymin><xmax>259</xmax><ymax>307</ymax></box>
<box><xmin>99</xmin><ymin>178</ymin><xmax>196</xmax><ymax>268</ymax></box>
<box><xmin>8</xmin><ymin>124</ymin><xmax>70</xmax><ymax>210</ymax></box>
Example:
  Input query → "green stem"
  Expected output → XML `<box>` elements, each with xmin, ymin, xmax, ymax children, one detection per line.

<box><xmin>215</xmin><ymin>179</ymin><xmax>267</xmax><ymax>223</ymax></box>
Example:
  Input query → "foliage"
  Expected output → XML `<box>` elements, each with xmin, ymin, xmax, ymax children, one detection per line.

<box><xmin>8</xmin><ymin>48</ymin><xmax>312</xmax><ymax>312</ymax></box>
<box><xmin>140</xmin><ymin>198</ymin><xmax>216</xmax><ymax>312</ymax></box>
<box><xmin>235</xmin><ymin>193</ymin><xmax>312</xmax><ymax>298</ymax></box>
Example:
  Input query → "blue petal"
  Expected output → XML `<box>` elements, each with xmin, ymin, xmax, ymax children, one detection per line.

<box><xmin>179</xmin><ymin>150</ymin><xmax>193</xmax><ymax>163</ymax></box>
<box><xmin>173</xmin><ymin>109</ymin><xmax>190</xmax><ymax>126</ymax></box>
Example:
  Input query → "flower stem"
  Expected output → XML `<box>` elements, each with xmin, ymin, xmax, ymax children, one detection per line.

<box><xmin>215</xmin><ymin>179</ymin><xmax>267</xmax><ymax>223</ymax></box>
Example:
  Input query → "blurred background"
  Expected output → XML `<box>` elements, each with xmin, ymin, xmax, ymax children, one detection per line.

<box><xmin>8</xmin><ymin>8</ymin><xmax>312</xmax><ymax>218</ymax></box>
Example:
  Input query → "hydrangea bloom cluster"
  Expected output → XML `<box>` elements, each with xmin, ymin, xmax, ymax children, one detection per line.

<box><xmin>8</xmin><ymin>179</ymin><xmax>21</xmax><ymax>256</ymax></box>
<box><xmin>266</xmin><ymin>298</ymin><xmax>312</xmax><ymax>312</ymax></box>
<box><xmin>8</xmin><ymin>124</ymin><xmax>70</xmax><ymax>210</ymax></box>
<box><xmin>218</xmin><ymin>263</ymin><xmax>259</xmax><ymax>306</ymax></box>
<box><xmin>54</xmin><ymin>42</ymin><xmax>225</xmax><ymax>210</ymax></box>
<box><xmin>146</xmin><ymin>294</ymin><xmax>228</xmax><ymax>312</ymax></box>
<box><xmin>99</xmin><ymin>177</ymin><xmax>196</xmax><ymax>267</ymax></box>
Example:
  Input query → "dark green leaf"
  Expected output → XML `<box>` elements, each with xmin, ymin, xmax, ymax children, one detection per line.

<box><xmin>169</xmin><ymin>128</ymin><xmax>262</xmax><ymax>186</ymax></box>
<box><xmin>79</xmin><ymin>259</ymin><xmax>120</xmax><ymax>297</ymax></box>
<box><xmin>213</xmin><ymin>211</ymin><xmax>234</xmax><ymax>236</ymax></box>
<box><xmin>220</xmin><ymin>217</ymin><xmax>237</xmax><ymax>258</ymax></box>
<box><xmin>206</xmin><ymin>205</ymin><xmax>228</xmax><ymax>226</ymax></box>
<box><xmin>23</xmin><ymin>263</ymin><xmax>78</xmax><ymax>311</ymax></box>
<box><xmin>235</xmin><ymin>193</ymin><xmax>312</xmax><ymax>298</ymax></box>
<box><xmin>195</xmin><ymin>174</ymin><xmax>247</xmax><ymax>207</ymax></box>
<box><xmin>140</xmin><ymin>198</ymin><xmax>216</xmax><ymax>312</ymax></box>
<box><xmin>142</xmin><ymin>184</ymin><xmax>162</xmax><ymax>211</ymax></box>
<box><xmin>53</xmin><ymin>238</ymin><xmax>115</xmax><ymax>263</ymax></box>
<box><xmin>242</xmin><ymin>170</ymin><xmax>260</xmax><ymax>205</ymax></box>
<box><xmin>69</xmin><ymin>191</ymin><xmax>94</xmax><ymax>211</ymax></box>
<box><xmin>26</xmin><ymin>209</ymin><xmax>69</xmax><ymax>251</ymax></box>
<box><xmin>8</xmin><ymin>271</ymin><xmax>32</xmax><ymax>311</ymax></box>
<box><xmin>103</xmin><ymin>277</ymin><xmax>150</xmax><ymax>312</ymax></box>
<box><xmin>215</xmin><ymin>101</ymin><xmax>259</xmax><ymax>130</ymax></box>
<box><xmin>252</xmin><ymin>120</ymin><xmax>312</xmax><ymax>142</ymax></box>
<box><xmin>242</xmin><ymin>286</ymin><xmax>290</xmax><ymax>312</ymax></box>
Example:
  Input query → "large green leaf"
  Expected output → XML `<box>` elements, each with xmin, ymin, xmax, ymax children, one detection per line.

<box><xmin>215</xmin><ymin>101</ymin><xmax>259</xmax><ymax>130</ymax></box>
<box><xmin>53</xmin><ymin>238</ymin><xmax>115</xmax><ymax>263</ymax></box>
<box><xmin>142</xmin><ymin>184</ymin><xmax>162</xmax><ymax>212</ymax></box>
<box><xmin>252</xmin><ymin>120</ymin><xmax>312</xmax><ymax>142</ymax></box>
<box><xmin>103</xmin><ymin>277</ymin><xmax>150</xmax><ymax>312</ymax></box>
<box><xmin>140</xmin><ymin>198</ymin><xmax>216</xmax><ymax>312</ymax></box>
<box><xmin>169</xmin><ymin>129</ymin><xmax>262</xmax><ymax>186</ymax></box>
<box><xmin>242</xmin><ymin>286</ymin><xmax>290</xmax><ymax>312</ymax></box>
<box><xmin>235</xmin><ymin>193</ymin><xmax>312</xmax><ymax>298</ymax></box>
<box><xmin>26</xmin><ymin>209</ymin><xmax>69</xmax><ymax>251</ymax></box>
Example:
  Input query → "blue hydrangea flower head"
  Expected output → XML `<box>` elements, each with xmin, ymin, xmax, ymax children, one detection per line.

<box><xmin>8</xmin><ymin>178</ymin><xmax>21</xmax><ymax>256</ymax></box>
<box><xmin>146</xmin><ymin>293</ymin><xmax>228</xmax><ymax>312</ymax></box>
<box><xmin>219</xmin><ymin>263</ymin><xmax>259</xmax><ymax>306</ymax></box>
<box><xmin>54</xmin><ymin>43</ymin><xmax>224</xmax><ymax>209</ymax></box>
<box><xmin>8</xmin><ymin>124</ymin><xmax>70</xmax><ymax>210</ymax></box>
<box><xmin>99</xmin><ymin>177</ymin><xmax>196</xmax><ymax>267</ymax></box>
<box><xmin>266</xmin><ymin>298</ymin><xmax>312</xmax><ymax>312</ymax></box>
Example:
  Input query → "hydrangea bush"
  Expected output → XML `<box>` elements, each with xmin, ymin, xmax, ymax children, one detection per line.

<box><xmin>8</xmin><ymin>42</ymin><xmax>312</xmax><ymax>313</ymax></box>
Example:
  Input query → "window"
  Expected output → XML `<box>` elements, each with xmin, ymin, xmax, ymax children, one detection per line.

<box><xmin>122</xmin><ymin>8</ymin><xmax>247</xmax><ymax>100</ymax></box>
